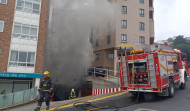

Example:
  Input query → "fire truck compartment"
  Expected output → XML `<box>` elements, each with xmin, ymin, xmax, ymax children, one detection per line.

<box><xmin>128</xmin><ymin>61</ymin><xmax>149</xmax><ymax>85</ymax></box>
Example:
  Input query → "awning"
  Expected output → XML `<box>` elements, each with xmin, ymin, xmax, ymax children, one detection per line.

<box><xmin>0</xmin><ymin>72</ymin><xmax>42</xmax><ymax>78</ymax></box>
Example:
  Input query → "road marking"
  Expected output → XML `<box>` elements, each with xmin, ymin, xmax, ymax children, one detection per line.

<box><xmin>40</xmin><ymin>91</ymin><xmax>128</xmax><ymax>111</ymax></box>
<box><xmin>41</xmin><ymin>95</ymin><xmax>95</xmax><ymax>111</ymax></box>
<box><xmin>87</xmin><ymin>107</ymin><xmax>104</xmax><ymax>111</ymax></box>
<box><xmin>134</xmin><ymin>108</ymin><xmax>158</xmax><ymax>111</ymax></box>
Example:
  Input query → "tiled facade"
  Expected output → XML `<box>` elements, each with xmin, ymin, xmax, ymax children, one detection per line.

<box><xmin>35</xmin><ymin>0</ymin><xmax>49</xmax><ymax>73</ymax></box>
<box><xmin>0</xmin><ymin>0</ymin><xmax>49</xmax><ymax>93</ymax></box>
<box><xmin>0</xmin><ymin>0</ymin><xmax>49</xmax><ymax>74</ymax></box>
<box><xmin>0</xmin><ymin>0</ymin><xmax>16</xmax><ymax>72</ymax></box>
<box><xmin>93</xmin><ymin>0</ymin><xmax>154</xmax><ymax>76</ymax></box>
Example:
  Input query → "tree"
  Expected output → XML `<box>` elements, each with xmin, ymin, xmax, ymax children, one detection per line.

<box><xmin>173</xmin><ymin>35</ymin><xmax>187</xmax><ymax>46</ymax></box>
<box><xmin>172</xmin><ymin>35</ymin><xmax>190</xmax><ymax>64</ymax></box>
<box><xmin>167</xmin><ymin>37</ymin><xmax>173</xmax><ymax>42</ymax></box>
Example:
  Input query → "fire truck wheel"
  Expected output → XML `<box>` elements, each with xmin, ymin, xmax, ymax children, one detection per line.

<box><xmin>179</xmin><ymin>76</ymin><xmax>186</xmax><ymax>89</ymax></box>
<box><xmin>168</xmin><ymin>82</ymin><xmax>175</xmax><ymax>98</ymax></box>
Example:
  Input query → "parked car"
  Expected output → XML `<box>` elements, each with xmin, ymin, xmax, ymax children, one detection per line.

<box><xmin>87</xmin><ymin>67</ymin><xmax>107</xmax><ymax>77</ymax></box>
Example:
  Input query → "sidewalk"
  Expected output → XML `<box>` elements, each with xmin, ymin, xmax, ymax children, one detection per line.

<box><xmin>3</xmin><ymin>91</ymin><xmax>127</xmax><ymax>111</ymax></box>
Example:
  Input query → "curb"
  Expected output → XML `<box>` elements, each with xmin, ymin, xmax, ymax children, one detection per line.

<box><xmin>41</xmin><ymin>91</ymin><xmax>128</xmax><ymax>111</ymax></box>
<box><xmin>0</xmin><ymin>98</ymin><xmax>37</xmax><ymax>111</ymax></box>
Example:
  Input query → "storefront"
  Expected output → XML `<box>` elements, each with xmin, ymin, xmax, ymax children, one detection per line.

<box><xmin>0</xmin><ymin>72</ymin><xmax>42</xmax><ymax>94</ymax></box>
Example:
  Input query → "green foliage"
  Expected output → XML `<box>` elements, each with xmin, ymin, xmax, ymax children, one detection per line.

<box><xmin>167</xmin><ymin>37</ymin><xmax>173</xmax><ymax>42</ymax></box>
<box><xmin>173</xmin><ymin>35</ymin><xmax>187</xmax><ymax>46</ymax></box>
<box><xmin>172</xmin><ymin>35</ymin><xmax>190</xmax><ymax>64</ymax></box>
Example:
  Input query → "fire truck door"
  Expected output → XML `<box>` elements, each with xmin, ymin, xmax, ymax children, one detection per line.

<box><xmin>148</xmin><ymin>54</ymin><xmax>157</xmax><ymax>88</ymax></box>
<box><xmin>166</xmin><ymin>55</ymin><xmax>174</xmax><ymax>76</ymax></box>
<box><xmin>158</xmin><ymin>54</ymin><xmax>167</xmax><ymax>77</ymax></box>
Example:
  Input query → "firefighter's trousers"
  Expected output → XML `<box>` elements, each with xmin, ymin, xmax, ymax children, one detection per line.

<box><xmin>37</xmin><ymin>91</ymin><xmax>50</xmax><ymax>109</ymax></box>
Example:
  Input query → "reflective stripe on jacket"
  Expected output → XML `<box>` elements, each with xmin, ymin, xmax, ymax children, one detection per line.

<box><xmin>39</xmin><ymin>77</ymin><xmax>53</xmax><ymax>92</ymax></box>
<box><xmin>70</xmin><ymin>91</ymin><xmax>76</xmax><ymax>98</ymax></box>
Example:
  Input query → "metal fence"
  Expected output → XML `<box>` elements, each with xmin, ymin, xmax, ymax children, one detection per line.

<box><xmin>86</xmin><ymin>67</ymin><xmax>120</xmax><ymax>81</ymax></box>
<box><xmin>86</xmin><ymin>67</ymin><xmax>108</xmax><ymax>76</ymax></box>
<box><xmin>0</xmin><ymin>87</ymin><xmax>37</xmax><ymax>109</ymax></box>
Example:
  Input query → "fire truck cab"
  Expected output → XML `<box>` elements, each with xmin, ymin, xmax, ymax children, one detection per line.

<box><xmin>116</xmin><ymin>44</ymin><xmax>189</xmax><ymax>98</ymax></box>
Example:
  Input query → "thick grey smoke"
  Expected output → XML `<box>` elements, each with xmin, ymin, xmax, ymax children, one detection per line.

<box><xmin>44</xmin><ymin>0</ymin><xmax>115</xmax><ymax>100</ymax></box>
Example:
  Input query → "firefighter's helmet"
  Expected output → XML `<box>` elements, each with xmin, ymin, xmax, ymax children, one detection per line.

<box><xmin>44</xmin><ymin>71</ymin><xmax>50</xmax><ymax>77</ymax></box>
<box><xmin>72</xmin><ymin>88</ymin><xmax>75</xmax><ymax>92</ymax></box>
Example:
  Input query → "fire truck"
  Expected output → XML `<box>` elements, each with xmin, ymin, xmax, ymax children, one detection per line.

<box><xmin>116</xmin><ymin>44</ymin><xmax>189</xmax><ymax>97</ymax></box>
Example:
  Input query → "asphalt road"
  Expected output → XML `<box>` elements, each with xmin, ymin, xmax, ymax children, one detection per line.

<box><xmin>58</xmin><ymin>79</ymin><xmax>190</xmax><ymax>111</ymax></box>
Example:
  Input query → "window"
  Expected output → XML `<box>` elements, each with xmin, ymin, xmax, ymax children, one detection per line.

<box><xmin>139</xmin><ymin>9</ymin><xmax>144</xmax><ymax>17</ymax></box>
<box><xmin>96</xmin><ymin>39</ymin><xmax>99</xmax><ymax>47</ymax></box>
<box><xmin>173</xmin><ymin>62</ymin><xmax>179</xmax><ymax>72</ymax></box>
<box><xmin>0</xmin><ymin>0</ymin><xmax>7</xmax><ymax>4</ymax></box>
<box><xmin>122</xmin><ymin>6</ymin><xmax>127</xmax><ymax>14</ymax></box>
<box><xmin>0</xmin><ymin>20</ymin><xmax>4</xmax><ymax>32</ymax></box>
<box><xmin>121</xmin><ymin>34</ymin><xmax>127</xmax><ymax>43</ymax></box>
<box><xmin>9</xmin><ymin>50</ymin><xmax>35</xmax><ymax>67</ymax></box>
<box><xmin>121</xmin><ymin>20</ymin><xmax>127</xmax><ymax>28</ymax></box>
<box><xmin>10</xmin><ymin>51</ymin><xmax>18</xmax><ymax>63</ymax></box>
<box><xmin>150</xmin><ymin>37</ymin><xmax>154</xmax><ymax>44</ymax></box>
<box><xmin>149</xmin><ymin>11</ymin><xmax>153</xmax><ymax>21</ymax></box>
<box><xmin>16</xmin><ymin>0</ymin><xmax>41</xmax><ymax>14</ymax></box>
<box><xmin>27</xmin><ymin>52</ymin><xmax>35</xmax><ymax>66</ymax></box>
<box><xmin>139</xmin><ymin>22</ymin><xmax>145</xmax><ymax>31</ymax></box>
<box><xmin>22</xmin><ymin>24</ymin><xmax>30</xmax><ymax>38</ymax></box>
<box><xmin>12</xmin><ymin>22</ymin><xmax>38</xmax><ymax>40</ymax></box>
<box><xmin>107</xmin><ymin>35</ymin><xmax>111</xmax><ymax>44</ymax></box>
<box><xmin>139</xmin><ymin>0</ymin><xmax>144</xmax><ymax>3</ymax></box>
<box><xmin>108</xmin><ymin>54</ymin><xmax>114</xmax><ymax>59</ymax></box>
<box><xmin>95</xmin><ymin>54</ymin><xmax>100</xmax><ymax>60</ymax></box>
<box><xmin>18</xmin><ymin>52</ymin><xmax>27</xmax><ymax>66</ymax></box>
<box><xmin>139</xmin><ymin>36</ymin><xmax>145</xmax><ymax>43</ymax></box>
<box><xmin>149</xmin><ymin>0</ymin><xmax>153</xmax><ymax>8</ymax></box>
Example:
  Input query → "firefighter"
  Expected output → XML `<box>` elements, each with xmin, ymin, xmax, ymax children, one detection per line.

<box><xmin>34</xmin><ymin>71</ymin><xmax>53</xmax><ymax>111</ymax></box>
<box><xmin>69</xmin><ymin>88</ymin><xmax>76</xmax><ymax>99</ymax></box>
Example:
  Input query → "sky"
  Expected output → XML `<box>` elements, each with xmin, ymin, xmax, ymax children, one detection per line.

<box><xmin>154</xmin><ymin>0</ymin><xmax>190</xmax><ymax>41</ymax></box>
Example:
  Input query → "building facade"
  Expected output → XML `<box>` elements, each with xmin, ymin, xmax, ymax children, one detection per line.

<box><xmin>92</xmin><ymin>0</ymin><xmax>154</xmax><ymax>76</ymax></box>
<box><xmin>0</xmin><ymin>0</ymin><xmax>49</xmax><ymax>94</ymax></box>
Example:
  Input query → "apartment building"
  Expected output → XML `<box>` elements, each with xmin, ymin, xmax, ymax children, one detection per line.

<box><xmin>92</xmin><ymin>0</ymin><xmax>154</xmax><ymax>76</ymax></box>
<box><xmin>0</xmin><ymin>0</ymin><xmax>49</xmax><ymax>93</ymax></box>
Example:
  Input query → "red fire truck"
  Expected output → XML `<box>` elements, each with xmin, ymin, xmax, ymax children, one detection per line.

<box><xmin>117</xmin><ymin>44</ymin><xmax>189</xmax><ymax>97</ymax></box>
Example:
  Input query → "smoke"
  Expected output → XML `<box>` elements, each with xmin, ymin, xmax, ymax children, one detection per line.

<box><xmin>44</xmin><ymin>0</ymin><xmax>115</xmax><ymax>100</ymax></box>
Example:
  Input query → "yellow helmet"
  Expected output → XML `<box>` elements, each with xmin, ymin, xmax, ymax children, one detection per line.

<box><xmin>72</xmin><ymin>89</ymin><xmax>75</xmax><ymax>92</ymax></box>
<box><xmin>44</xmin><ymin>71</ymin><xmax>50</xmax><ymax>77</ymax></box>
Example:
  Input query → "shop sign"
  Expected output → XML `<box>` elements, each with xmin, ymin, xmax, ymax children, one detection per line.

<box><xmin>0</xmin><ymin>72</ymin><xmax>42</xmax><ymax>78</ymax></box>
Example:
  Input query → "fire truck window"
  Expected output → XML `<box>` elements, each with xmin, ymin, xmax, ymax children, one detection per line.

<box><xmin>173</xmin><ymin>62</ymin><xmax>179</xmax><ymax>72</ymax></box>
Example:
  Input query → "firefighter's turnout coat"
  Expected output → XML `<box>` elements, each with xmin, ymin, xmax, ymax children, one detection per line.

<box><xmin>35</xmin><ymin>77</ymin><xmax>53</xmax><ymax>110</ymax></box>
<box><xmin>39</xmin><ymin>77</ymin><xmax>53</xmax><ymax>92</ymax></box>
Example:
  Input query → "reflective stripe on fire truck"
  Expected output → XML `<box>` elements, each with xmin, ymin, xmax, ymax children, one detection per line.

<box><xmin>148</xmin><ymin>54</ymin><xmax>157</xmax><ymax>88</ymax></box>
<box><xmin>166</xmin><ymin>55</ymin><xmax>174</xmax><ymax>74</ymax></box>
<box><xmin>172</xmin><ymin>57</ymin><xmax>177</xmax><ymax>61</ymax></box>
<box><xmin>159</xmin><ymin>64</ymin><xmax>174</xmax><ymax>72</ymax></box>
<box><xmin>122</xmin><ymin>57</ymin><xmax>128</xmax><ymax>87</ymax></box>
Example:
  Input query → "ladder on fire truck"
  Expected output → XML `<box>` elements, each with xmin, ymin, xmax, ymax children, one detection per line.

<box><xmin>115</xmin><ymin>44</ymin><xmax>133</xmax><ymax>88</ymax></box>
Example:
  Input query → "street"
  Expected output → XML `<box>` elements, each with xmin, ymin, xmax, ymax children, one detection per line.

<box><xmin>57</xmin><ymin>79</ymin><xmax>190</xmax><ymax>111</ymax></box>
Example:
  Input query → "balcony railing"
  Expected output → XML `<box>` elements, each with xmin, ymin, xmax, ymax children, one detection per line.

<box><xmin>0</xmin><ymin>87</ymin><xmax>37</xmax><ymax>109</ymax></box>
